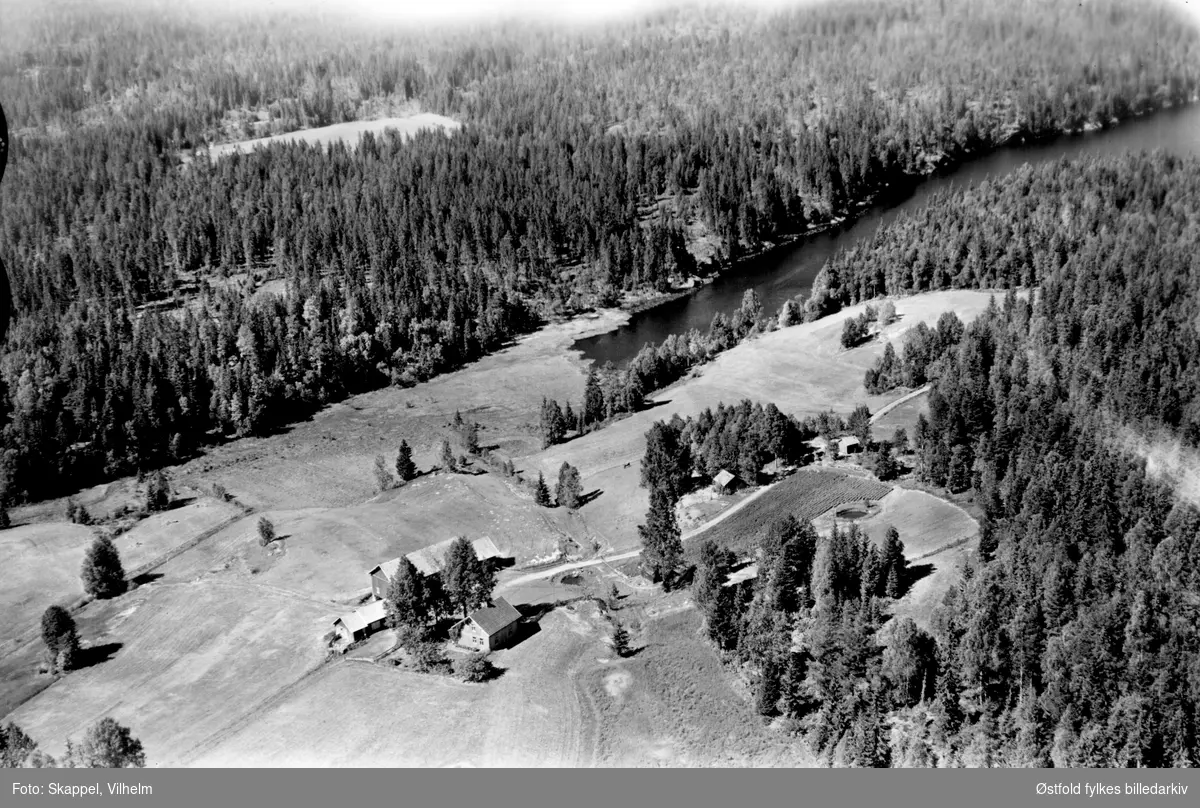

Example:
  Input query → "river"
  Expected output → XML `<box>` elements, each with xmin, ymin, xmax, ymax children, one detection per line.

<box><xmin>575</xmin><ymin>103</ymin><xmax>1200</xmax><ymax>368</ymax></box>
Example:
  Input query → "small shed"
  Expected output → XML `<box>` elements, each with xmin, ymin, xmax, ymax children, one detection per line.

<box><xmin>333</xmin><ymin>599</ymin><xmax>389</xmax><ymax>644</ymax></box>
<box><xmin>838</xmin><ymin>436</ymin><xmax>864</xmax><ymax>455</ymax></box>
<box><xmin>712</xmin><ymin>468</ymin><xmax>743</xmax><ymax>495</ymax></box>
<box><xmin>454</xmin><ymin>597</ymin><xmax>523</xmax><ymax>652</ymax></box>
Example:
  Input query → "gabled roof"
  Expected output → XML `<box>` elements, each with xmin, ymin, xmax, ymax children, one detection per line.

<box><xmin>713</xmin><ymin>469</ymin><xmax>737</xmax><ymax>487</ymax></box>
<box><xmin>468</xmin><ymin>597</ymin><xmax>522</xmax><ymax>636</ymax></box>
<box><xmin>837</xmin><ymin>436</ymin><xmax>862</xmax><ymax>452</ymax></box>
<box><xmin>369</xmin><ymin>536</ymin><xmax>503</xmax><ymax>580</ymax></box>
<box><xmin>334</xmin><ymin>599</ymin><xmax>389</xmax><ymax>634</ymax></box>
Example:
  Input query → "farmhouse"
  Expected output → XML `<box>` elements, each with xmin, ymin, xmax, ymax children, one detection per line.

<box><xmin>369</xmin><ymin>536</ymin><xmax>504</xmax><ymax>600</ymax></box>
<box><xmin>712</xmin><ymin>468</ymin><xmax>745</xmax><ymax>495</ymax></box>
<box><xmin>333</xmin><ymin>599</ymin><xmax>389</xmax><ymax>644</ymax></box>
<box><xmin>452</xmin><ymin>597</ymin><xmax>523</xmax><ymax>651</ymax></box>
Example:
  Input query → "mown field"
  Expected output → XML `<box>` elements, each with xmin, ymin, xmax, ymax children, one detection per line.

<box><xmin>6</xmin><ymin>581</ymin><xmax>331</xmax><ymax>765</ymax></box>
<box><xmin>812</xmin><ymin>487</ymin><xmax>979</xmax><ymax>631</ymax></box>
<box><xmin>191</xmin><ymin>591</ymin><xmax>813</xmax><ymax>767</ymax></box>
<box><xmin>690</xmin><ymin>469</ymin><xmax>893</xmax><ymax>556</ymax></box>
<box><xmin>529</xmin><ymin>291</ymin><xmax>1003</xmax><ymax>554</ymax></box>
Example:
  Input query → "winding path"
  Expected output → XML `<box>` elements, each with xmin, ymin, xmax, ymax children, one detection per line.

<box><xmin>500</xmin><ymin>481</ymin><xmax>778</xmax><ymax>590</ymax></box>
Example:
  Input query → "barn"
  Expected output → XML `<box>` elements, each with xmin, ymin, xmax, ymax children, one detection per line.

<box><xmin>333</xmin><ymin>599</ymin><xmax>389</xmax><ymax>644</ymax></box>
<box><xmin>453</xmin><ymin>597</ymin><xmax>523</xmax><ymax>652</ymax></box>
<box><xmin>369</xmin><ymin>536</ymin><xmax>504</xmax><ymax>600</ymax></box>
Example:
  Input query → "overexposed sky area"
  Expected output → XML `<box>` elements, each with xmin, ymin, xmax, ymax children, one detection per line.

<box><xmin>198</xmin><ymin>0</ymin><xmax>1200</xmax><ymax>27</ymax></box>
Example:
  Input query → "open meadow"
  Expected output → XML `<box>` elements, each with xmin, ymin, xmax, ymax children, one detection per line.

<box><xmin>1</xmin><ymin>291</ymin><xmax>993</xmax><ymax>764</ymax></box>
<box><xmin>200</xmin><ymin>113</ymin><xmax>461</xmax><ymax>161</ymax></box>
<box><xmin>533</xmin><ymin>290</ymin><xmax>1001</xmax><ymax>553</ymax></box>
<box><xmin>811</xmin><ymin>487</ymin><xmax>979</xmax><ymax>630</ymax></box>
<box><xmin>190</xmin><ymin>592</ymin><xmax>813</xmax><ymax>768</ymax></box>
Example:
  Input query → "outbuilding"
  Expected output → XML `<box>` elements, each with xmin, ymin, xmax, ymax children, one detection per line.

<box><xmin>453</xmin><ymin>597</ymin><xmax>523</xmax><ymax>652</ymax></box>
<box><xmin>838</xmin><ymin>436</ymin><xmax>864</xmax><ymax>455</ymax></box>
<box><xmin>333</xmin><ymin>599</ymin><xmax>389</xmax><ymax>644</ymax></box>
<box><xmin>712</xmin><ymin>468</ymin><xmax>744</xmax><ymax>495</ymax></box>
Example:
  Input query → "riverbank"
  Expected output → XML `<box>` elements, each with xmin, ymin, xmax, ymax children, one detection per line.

<box><xmin>575</xmin><ymin>97</ymin><xmax>1200</xmax><ymax>368</ymax></box>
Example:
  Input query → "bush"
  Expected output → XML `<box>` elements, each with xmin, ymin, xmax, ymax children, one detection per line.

<box><xmin>409</xmin><ymin>641</ymin><xmax>450</xmax><ymax>674</ymax></box>
<box><xmin>840</xmin><ymin>313</ymin><xmax>871</xmax><ymax>349</ymax></box>
<box><xmin>455</xmin><ymin>652</ymin><xmax>498</xmax><ymax>683</ymax></box>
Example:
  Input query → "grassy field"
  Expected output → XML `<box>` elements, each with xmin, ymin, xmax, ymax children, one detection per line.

<box><xmin>5</xmin><ymin>581</ymin><xmax>331</xmax><ymax>764</ymax></box>
<box><xmin>526</xmin><ymin>291</ymin><xmax>1003</xmax><ymax>554</ymax></box>
<box><xmin>1</xmin><ymin>291</ymin><xmax>996</xmax><ymax>763</ymax></box>
<box><xmin>0</xmin><ymin>497</ymin><xmax>245</xmax><ymax>653</ymax></box>
<box><xmin>190</xmin><ymin>592</ymin><xmax>812</xmax><ymax>767</ymax></box>
<box><xmin>812</xmin><ymin>487</ymin><xmax>977</xmax><ymax>557</ymax></box>
<box><xmin>166</xmin><ymin>310</ymin><xmax>628</xmax><ymax>512</ymax></box>
<box><xmin>688</xmin><ymin>469</ymin><xmax>892</xmax><ymax>556</ymax></box>
<box><xmin>812</xmin><ymin>487</ymin><xmax>979</xmax><ymax>631</ymax></box>
<box><xmin>202</xmin><ymin>113</ymin><xmax>461</xmax><ymax>161</ymax></box>
<box><xmin>871</xmin><ymin>390</ymin><xmax>930</xmax><ymax>444</ymax></box>
<box><xmin>585</xmin><ymin>594</ymin><xmax>813</xmax><ymax>766</ymax></box>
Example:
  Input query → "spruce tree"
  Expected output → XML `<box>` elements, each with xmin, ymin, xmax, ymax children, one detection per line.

<box><xmin>883</xmin><ymin>526</ymin><xmax>907</xmax><ymax>596</ymax></box>
<box><xmin>638</xmin><ymin>487</ymin><xmax>682</xmax><ymax>588</ymax></box>
<box><xmin>256</xmin><ymin>516</ymin><xmax>275</xmax><ymax>546</ymax></box>
<box><xmin>386</xmin><ymin>556</ymin><xmax>429</xmax><ymax>630</ymax></box>
<box><xmin>41</xmin><ymin>605</ymin><xmax>80</xmax><ymax>673</ymax></box>
<box><xmin>693</xmin><ymin>539</ymin><xmax>730</xmax><ymax>609</ymax></box>
<box><xmin>145</xmin><ymin>470</ymin><xmax>170</xmax><ymax>512</ymax></box>
<box><xmin>756</xmin><ymin>655</ymin><xmax>783</xmax><ymax>717</ymax></box>
<box><xmin>611</xmin><ymin>623</ymin><xmax>631</xmax><ymax>658</ymax></box>
<box><xmin>81</xmin><ymin>536</ymin><xmax>127</xmax><ymax>599</ymax></box>
<box><xmin>440</xmin><ymin>438</ymin><xmax>456</xmax><ymax>472</ymax></box>
<box><xmin>583</xmin><ymin>368</ymin><xmax>604</xmax><ymax>427</ymax></box>
<box><xmin>534</xmin><ymin>471</ymin><xmax>552</xmax><ymax>506</ymax></box>
<box><xmin>395</xmin><ymin>440</ymin><xmax>417</xmax><ymax>482</ymax></box>
<box><xmin>442</xmin><ymin>537</ymin><xmax>494</xmax><ymax>618</ymax></box>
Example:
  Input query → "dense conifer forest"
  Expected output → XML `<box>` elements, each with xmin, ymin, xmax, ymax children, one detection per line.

<box><xmin>0</xmin><ymin>0</ymin><xmax>1197</xmax><ymax>503</ymax></box>
<box><xmin>684</xmin><ymin>153</ymin><xmax>1200</xmax><ymax>766</ymax></box>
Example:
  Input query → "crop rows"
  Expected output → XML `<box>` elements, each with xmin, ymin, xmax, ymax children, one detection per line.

<box><xmin>689</xmin><ymin>469</ymin><xmax>892</xmax><ymax>555</ymax></box>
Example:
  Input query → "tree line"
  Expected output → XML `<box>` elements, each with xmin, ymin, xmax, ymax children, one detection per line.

<box><xmin>2</xmin><ymin>0</ymin><xmax>1198</xmax><ymax>503</ymax></box>
<box><xmin>750</xmin><ymin>152</ymin><xmax>1200</xmax><ymax>766</ymax></box>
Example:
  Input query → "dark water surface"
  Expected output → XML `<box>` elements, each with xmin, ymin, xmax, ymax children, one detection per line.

<box><xmin>575</xmin><ymin>104</ymin><xmax>1200</xmax><ymax>367</ymax></box>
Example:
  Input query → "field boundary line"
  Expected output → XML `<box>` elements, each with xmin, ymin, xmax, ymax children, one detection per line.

<box><xmin>911</xmin><ymin>533</ymin><xmax>976</xmax><ymax>562</ymax></box>
<box><xmin>870</xmin><ymin>384</ymin><xmax>931</xmax><ymax>424</ymax></box>
<box><xmin>175</xmin><ymin>657</ymin><xmax>341</xmax><ymax>765</ymax></box>
<box><xmin>0</xmin><ymin>505</ymin><xmax>253</xmax><ymax>659</ymax></box>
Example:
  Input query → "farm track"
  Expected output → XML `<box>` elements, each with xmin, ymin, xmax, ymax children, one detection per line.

<box><xmin>869</xmin><ymin>384</ymin><xmax>931</xmax><ymax>424</ymax></box>
<box><xmin>501</xmin><ymin>482</ymin><xmax>779</xmax><ymax>589</ymax></box>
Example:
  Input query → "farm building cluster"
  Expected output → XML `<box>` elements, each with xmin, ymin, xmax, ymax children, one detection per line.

<box><xmin>333</xmin><ymin>536</ymin><xmax>522</xmax><ymax>651</ymax></box>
